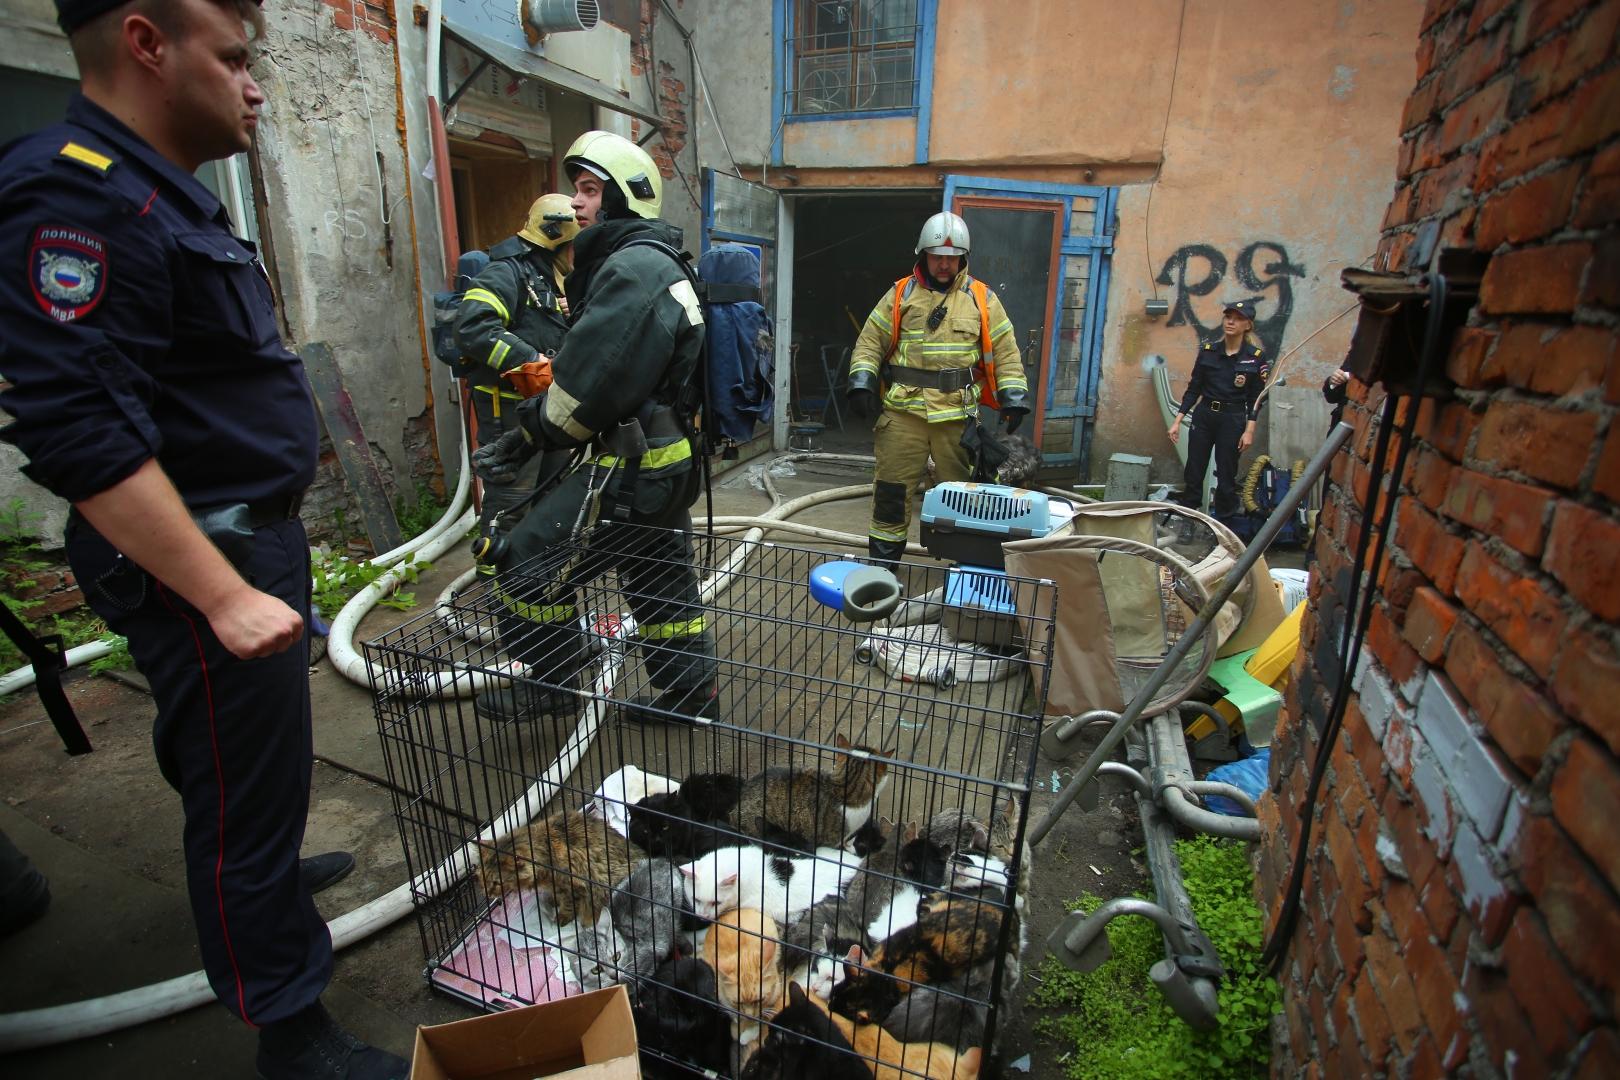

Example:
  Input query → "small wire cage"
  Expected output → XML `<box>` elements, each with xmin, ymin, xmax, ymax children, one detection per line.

<box><xmin>367</xmin><ymin>524</ymin><xmax>1057</xmax><ymax>1079</ymax></box>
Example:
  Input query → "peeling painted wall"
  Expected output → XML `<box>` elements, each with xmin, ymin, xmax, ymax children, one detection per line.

<box><xmin>1090</xmin><ymin>0</ymin><xmax>1420</xmax><ymax>482</ymax></box>
<box><xmin>252</xmin><ymin>0</ymin><xmax>439</xmax><ymax>541</ymax></box>
<box><xmin>783</xmin><ymin>114</ymin><xmax>917</xmax><ymax>168</ymax></box>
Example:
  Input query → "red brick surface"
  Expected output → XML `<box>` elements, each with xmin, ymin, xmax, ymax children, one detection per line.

<box><xmin>1268</xmin><ymin>5</ymin><xmax>1620</xmax><ymax>1076</ymax></box>
<box><xmin>1544</xmin><ymin>501</ymin><xmax>1620</xmax><ymax>620</ymax></box>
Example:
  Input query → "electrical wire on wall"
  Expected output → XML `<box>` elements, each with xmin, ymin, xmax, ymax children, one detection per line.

<box><xmin>638</xmin><ymin>2</ymin><xmax>702</xmax><ymax>213</ymax></box>
<box><xmin>658</xmin><ymin>0</ymin><xmax>743</xmax><ymax>180</ymax></box>
<box><xmin>346</xmin><ymin>0</ymin><xmax>410</xmax><ymax>229</ymax></box>
<box><xmin>1144</xmin><ymin>0</ymin><xmax>1189</xmax><ymax>300</ymax></box>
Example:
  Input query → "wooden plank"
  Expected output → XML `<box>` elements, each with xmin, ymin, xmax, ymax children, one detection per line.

<box><xmin>299</xmin><ymin>341</ymin><xmax>405</xmax><ymax>555</ymax></box>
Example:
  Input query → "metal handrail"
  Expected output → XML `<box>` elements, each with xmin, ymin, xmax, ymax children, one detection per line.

<box><xmin>1029</xmin><ymin>421</ymin><xmax>1355</xmax><ymax>846</ymax></box>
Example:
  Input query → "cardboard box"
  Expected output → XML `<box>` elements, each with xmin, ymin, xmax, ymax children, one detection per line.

<box><xmin>411</xmin><ymin>985</ymin><xmax>641</xmax><ymax>1080</ymax></box>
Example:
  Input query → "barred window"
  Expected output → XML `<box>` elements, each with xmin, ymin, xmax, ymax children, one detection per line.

<box><xmin>786</xmin><ymin>0</ymin><xmax>921</xmax><ymax>116</ymax></box>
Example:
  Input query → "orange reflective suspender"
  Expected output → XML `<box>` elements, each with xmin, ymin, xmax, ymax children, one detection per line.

<box><xmin>882</xmin><ymin>274</ymin><xmax>997</xmax><ymax>404</ymax></box>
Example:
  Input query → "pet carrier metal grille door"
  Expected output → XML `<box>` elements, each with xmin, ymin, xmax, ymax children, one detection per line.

<box><xmin>366</xmin><ymin>526</ymin><xmax>1056</xmax><ymax>1077</ymax></box>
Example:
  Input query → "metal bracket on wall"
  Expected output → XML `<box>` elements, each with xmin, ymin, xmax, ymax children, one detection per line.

<box><xmin>299</xmin><ymin>342</ymin><xmax>406</xmax><ymax>555</ymax></box>
<box><xmin>442</xmin><ymin>56</ymin><xmax>490</xmax><ymax>116</ymax></box>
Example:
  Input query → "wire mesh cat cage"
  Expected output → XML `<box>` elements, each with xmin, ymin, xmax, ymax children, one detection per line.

<box><xmin>367</xmin><ymin>525</ymin><xmax>1057</xmax><ymax>1079</ymax></box>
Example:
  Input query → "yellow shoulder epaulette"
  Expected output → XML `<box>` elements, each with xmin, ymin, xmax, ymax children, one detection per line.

<box><xmin>57</xmin><ymin>142</ymin><xmax>117</xmax><ymax>176</ymax></box>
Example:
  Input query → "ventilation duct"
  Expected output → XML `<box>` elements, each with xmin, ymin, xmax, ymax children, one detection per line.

<box><xmin>522</xmin><ymin>0</ymin><xmax>599</xmax><ymax>35</ymax></box>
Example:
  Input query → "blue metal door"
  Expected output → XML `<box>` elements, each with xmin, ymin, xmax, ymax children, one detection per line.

<box><xmin>944</xmin><ymin>175</ymin><xmax>1117</xmax><ymax>473</ymax></box>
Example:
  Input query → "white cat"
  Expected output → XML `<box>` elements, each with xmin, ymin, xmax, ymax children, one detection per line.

<box><xmin>680</xmin><ymin>844</ymin><xmax>861</xmax><ymax>926</ymax></box>
<box><xmin>866</xmin><ymin>881</ymin><xmax>922</xmax><ymax>943</ymax></box>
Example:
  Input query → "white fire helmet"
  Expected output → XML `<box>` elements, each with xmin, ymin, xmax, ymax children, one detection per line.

<box><xmin>915</xmin><ymin>212</ymin><xmax>970</xmax><ymax>256</ymax></box>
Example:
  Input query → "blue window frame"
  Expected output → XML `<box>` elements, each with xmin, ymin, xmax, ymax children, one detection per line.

<box><xmin>943</xmin><ymin>176</ymin><xmax>1118</xmax><ymax>472</ymax></box>
<box><xmin>772</xmin><ymin>0</ymin><xmax>938</xmax><ymax>162</ymax></box>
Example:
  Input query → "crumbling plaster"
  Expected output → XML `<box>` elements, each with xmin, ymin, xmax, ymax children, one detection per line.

<box><xmin>252</xmin><ymin>0</ymin><xmax>436</xmax><ymax>531</ymax></box>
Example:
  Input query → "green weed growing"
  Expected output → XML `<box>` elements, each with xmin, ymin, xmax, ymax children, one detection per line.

<box><xmin>1031</xmin><ymin>835</ymin><xmax>1280</xmax><ymax>1079</ymax></box>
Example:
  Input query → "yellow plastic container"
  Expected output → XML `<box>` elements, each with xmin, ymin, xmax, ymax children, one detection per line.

<box><xmin>1245</xmin><ymin>602</ymin><xmax>1305</xmax><ymax>690</ymax></box>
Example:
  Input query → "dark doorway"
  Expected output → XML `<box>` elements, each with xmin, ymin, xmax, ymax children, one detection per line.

<box><xmin>789</xmin><ymin>190</ymin><xmax>939</xmax><ymax>454</ymax></box>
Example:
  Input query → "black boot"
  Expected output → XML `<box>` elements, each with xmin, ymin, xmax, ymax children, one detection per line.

<box><xmin>0</xmin><ymin>828</ymin><xmax>50</xmax><ymax>939</ymax></box>
<box><xmin>299</xmin><ymin>852</ymin><xmax>355</xmax><ymax>896</ymax></box>
<box><xmin>617</xmin><ymin>683</ymin><xmax>719</xmax><ymax>726</ymax></box>
<box><xmin>256</xmin><ymin>1000</ymin><xmax>408</xmax><ymax>1080</ymax></box>
<box><xmin>867</xmin><ymin>536</ymin><xmax>907</xmax><ymax>572</ymax></box>
<box><xmin>474</xmin><ymin>681</ymin><xmax>579</xmax><ymax>723</ymax></box>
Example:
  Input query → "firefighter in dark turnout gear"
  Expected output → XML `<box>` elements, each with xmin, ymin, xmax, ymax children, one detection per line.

<box><xmin>1167</xmin><ymin>300</ymin><xmax>1270</xmax><ymax>522</ymax></box>
<box><xmin>455</xmin><ymin>192</ymin><xmax>577</xmax><ymax>534</ymax></box>
<box><xmin>470</xmin><ymin>131</ymin><xmax>718</xmax><ymax>725</ymax></box>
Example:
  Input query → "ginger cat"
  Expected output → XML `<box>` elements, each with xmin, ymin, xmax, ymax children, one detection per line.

<box><xmin>701</xmin><ymin>907</ymin><xmax>787</xmax><ymax>1050</ymax></box>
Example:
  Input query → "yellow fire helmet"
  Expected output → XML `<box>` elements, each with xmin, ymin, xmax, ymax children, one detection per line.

<box><xmin>518</xmin><ymin>192</ymin><xmax>581</xmax><ymax>249</ymax></box>
<box><xmin>563</xmin><ymin>130</ymin><xmax>663</xmax><ymax>220</ymax></box>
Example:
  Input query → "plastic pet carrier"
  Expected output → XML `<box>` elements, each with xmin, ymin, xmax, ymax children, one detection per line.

<box><xmin>365</xmin><ymin>524</ymin><xmax>1057</xmax><ymax>1079</ymax></box>
<box><xmin>920</xmin><ymin>482</ymin><xmax>1070</xmax><ymax>569</ymax></box>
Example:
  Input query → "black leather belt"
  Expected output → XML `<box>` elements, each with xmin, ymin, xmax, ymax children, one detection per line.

<box><xmin>882</xmin><ymin>363</ymin><xmax>979</xmax><ymax>392</ymax></box>
<box><xmin>246</xmin><ymin>491</ymin><xmax>305</xmax><ymax>527</ymax></box>
<box><xmin>69</xmin><ymin>491</ymin><xmax>304</xmax><ymax>538</ymax></box>
<box><xmin>1203</xmin><ymin>400</ymin><xmax>1248</xmax><ymax>414</ymax></box>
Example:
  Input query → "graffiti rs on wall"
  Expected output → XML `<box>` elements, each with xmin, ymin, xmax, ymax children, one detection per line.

<box><xmin>1155</xmin><ymin>242</ymin><xmax>1306</xmax><ymax>358</ymax></box>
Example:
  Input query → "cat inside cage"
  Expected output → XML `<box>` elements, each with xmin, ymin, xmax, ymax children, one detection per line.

<box><xmin>369</xmin><ymin>527</ymin><xmax>1055</xmax><ymax>1080</ymax></box>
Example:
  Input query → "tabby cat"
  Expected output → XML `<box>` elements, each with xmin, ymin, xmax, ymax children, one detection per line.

<box><xmin>476</xmin><ymin>806</ymin><xmax>644</xmax><ymax>926</ymax></box>
<box><xmin>733</xmin><ymin>734</ymin><xmax>894</xmax><ymax>849</ymax></box>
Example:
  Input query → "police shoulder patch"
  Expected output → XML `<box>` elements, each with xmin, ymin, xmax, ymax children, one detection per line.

<box><xmin>57</xmin><ymin>142</ymin><xmax>117</xmax><ymax>176</ymax></box>
<box><xmin>29</xmin><ymin>225</ymin><xmax>109</xmax><ymax>323</ymax></box>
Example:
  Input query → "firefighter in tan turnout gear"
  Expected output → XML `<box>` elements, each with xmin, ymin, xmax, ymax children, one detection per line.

<box><xmin>847</xmin><ymin>212</ymin><xmax>1031</xmax><ymax>566</ymax></box>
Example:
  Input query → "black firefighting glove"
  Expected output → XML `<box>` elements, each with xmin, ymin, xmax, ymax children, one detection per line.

<box><xmin>1000</xmin><ymin>407</ymin><xmax>1029</xmax><ymax>435</ymax></box>
<box><xmin>848</xmin><ymin>388</ymin><xmax>878</xmax><ymax>420</ymax></box>
<box><xmin>471</xmin><ymin>427</ymin><xmax>536</xmax><ymax>484</ymax></box>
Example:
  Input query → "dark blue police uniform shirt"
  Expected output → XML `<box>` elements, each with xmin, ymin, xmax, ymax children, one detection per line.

<box><xmin>0</xmin><ymin>95</ymin><xmax>317</xmax><ymax>508</ymax></box>
<box><xmin>1176</xmin><ymin>341</ymin><xmax>1270</xmax><ymax>422</ymax></box>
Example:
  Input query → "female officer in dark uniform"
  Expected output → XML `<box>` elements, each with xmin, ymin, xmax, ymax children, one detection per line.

<box><xmin>1167</xmin><ymin>300</ymin><xmax>1269</xmax><ymax>522</ymax></box>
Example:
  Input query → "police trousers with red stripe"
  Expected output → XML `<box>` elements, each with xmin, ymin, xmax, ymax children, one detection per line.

<box><xmin>67</xmin><ymin>517</ymin><xmax>332</xmax><ymax>1025</ymax></box>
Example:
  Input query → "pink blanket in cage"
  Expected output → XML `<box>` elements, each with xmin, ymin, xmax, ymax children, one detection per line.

<box><xmin>430</xmin><ymin>890</ymin><xmax>579</xmax><ymax>1009</ymax></box>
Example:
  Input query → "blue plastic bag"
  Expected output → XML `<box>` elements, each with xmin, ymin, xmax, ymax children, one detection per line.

<box><xmin>1204</xmin><ymin>748</ymin><xmax>1270</xmax><ymax>816</ymax></box>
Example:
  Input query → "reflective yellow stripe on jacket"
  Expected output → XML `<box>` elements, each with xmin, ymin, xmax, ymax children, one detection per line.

<box><xmin>463</xmin><ymin>287</ymin><xmax>510</xmax><ymax>322</ymax></box>
<box><xmin>592</xmin><ymin>438</ymin><xmax>694</xmax><ymax>472</ymax></box>
<box><xmin>638</xmin><ymin>617</ymin><xmax>706</xmax><ymax>639</ymax></box>
<box><xmin>494</xmin><ymin>582</ymin><xmax>576</xmax><ymax>624</ymax></box>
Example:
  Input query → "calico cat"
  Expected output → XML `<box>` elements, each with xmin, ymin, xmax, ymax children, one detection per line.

<box><xmin>740</xmin><ymin>982</ymin><xmax>870</xmax><ymax>1080</ymax></box>
<box><xmin>681</xmin><ymin>844</ymin><xmax>861</xmax><ymax>926</ymax></box>
<box><xmin>476</xmin><ymin>805</ymin><xmax>644</xmax><ymax>926</ymax></box>
<box><xmin>733</xmin><ymin>734</ymin><xmax>895</xmax><ymax>849</ymax></box>
<box><xmin>609</xmin><ymin>857</ymin><xmax>698</xmax><ymax>984</ymax></box>
<box><xmin>828</xmin><ymin>855</ymin><xmax>1010</xmax><ymax>1023</ymax></box>
<box><xmin>701</xmin><ymin>907</ymin><xmax>787</xmax><ymax>1050</ymax></box>
<box><xmin>633</xmin><ymin>957</ymin><xmax>734</xmax><ymax>1080</ymax></box>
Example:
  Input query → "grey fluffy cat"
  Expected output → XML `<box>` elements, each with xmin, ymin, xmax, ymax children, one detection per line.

<box><xmin>993</xmin><ymin>434</ymin><xmax>1041</xmax><ymax>488</ymax></box>
<box><xmin>609</xmin><ymin>857</ymin><xmax>698</xmax><ymax>985</ymax></box>
<box><xmin>879</xmin><ymin>958</ymin><xmax>993</xmax><ymax>1053</ymax></box>
<box><xmin>732</xmin><ymin>733</ymin><xmax>894</xmax><ymax>850</ymax></box>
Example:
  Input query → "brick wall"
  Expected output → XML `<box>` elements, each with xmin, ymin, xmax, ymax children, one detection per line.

<box><xmin>1260</xmin><ymin>1</ymin><xmax>1620</xmax><ymax>1077</ymax></box>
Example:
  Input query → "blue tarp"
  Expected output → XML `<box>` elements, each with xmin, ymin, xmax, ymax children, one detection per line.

<box><xmin>698</xmin><ymin>244</ymin><xmax>774</xmax><ymax>443</ymax></box>
<box><xmin>1205</xmin><ymin>748</ymin><xmax>1271</xmax><ymax>816</ymax></box>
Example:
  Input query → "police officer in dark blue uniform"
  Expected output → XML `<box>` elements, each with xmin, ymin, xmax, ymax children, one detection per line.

<box><xmin>0</xmin><ymin>0</ymin><xmax>404</xmax><ymax>1075</ymax></box>
<box><xmin>1167</xmin><ymin>300</ymin><xmax>1270</xmax><ymax>522</ymax></box>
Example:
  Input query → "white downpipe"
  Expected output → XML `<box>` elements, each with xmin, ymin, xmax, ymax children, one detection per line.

<box><xmin>425</xmin><ymin>0</ymin><xmax>442</xmax><ymax>102</ymax></box>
